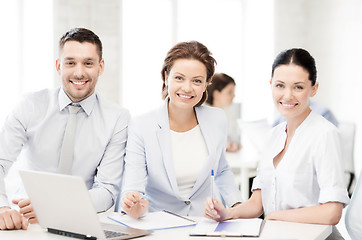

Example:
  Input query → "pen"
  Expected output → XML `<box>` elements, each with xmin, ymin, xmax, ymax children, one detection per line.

<box><xmin>162</xmin><ymin>210</ymin><xmax>196</xmax><ymax>222</ymax></box>
<box><xmin>211</xmin><ymin>169</ymin><xmax>215</xmax><ymax>199</ymax></box>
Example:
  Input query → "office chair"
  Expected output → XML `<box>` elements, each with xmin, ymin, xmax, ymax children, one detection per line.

<box><xmin>338</xmin><ymin>121</ymin><xmax>356</xmax><ymax>196</ymax></box>
<box><xmin>345</xmin><ymin>170</ymin><xmax>362</xmax><ymax>240</ymax></box>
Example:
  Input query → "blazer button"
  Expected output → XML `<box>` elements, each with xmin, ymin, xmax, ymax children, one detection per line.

<box><xmin>184</xmin><ymin>201</ymin><xmax>191</xmax><ymax>205</ymax></box>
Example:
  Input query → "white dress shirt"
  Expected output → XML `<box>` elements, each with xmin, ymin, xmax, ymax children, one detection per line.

<box><xmin>252</xmin><ymin>111</ymin><xmax>349</xmax><ymax>215</ymax></box>
<box><xmin>0</xmin><ymin>88</ymin><xmax>130</xmax><ymax>212</ymax></box>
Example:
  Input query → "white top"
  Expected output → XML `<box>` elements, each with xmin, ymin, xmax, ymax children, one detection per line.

<box><xmin>252</xmin><ymin>111</ymin><xmax>349</xmax><ymax>215</ymax></box>
<box><xmin>0</xmin><ymin>88</ymin><xmax>130</xmax><ymax>212</ymax></box>
<box><xmin>171</xmin><ymin>125</ymin><xmax>208</xmax><ymax>197</ymax></box>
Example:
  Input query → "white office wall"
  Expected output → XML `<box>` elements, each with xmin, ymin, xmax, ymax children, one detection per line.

<box><xmin>274</xmin><ymin>0</ymin><xmax>362</xmax><ymax>175</ymax></box>
<box><xmin>53</xmin><ymin>0</ymin><xmax>121</xmax><ymax>104</ymax></box>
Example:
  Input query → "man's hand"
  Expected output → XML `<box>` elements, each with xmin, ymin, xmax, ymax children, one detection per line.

<box><xmin>12</xmin><ymin>199</ymin><xmax>38</xmax><ymax>224</ymax></box>
<box><xmin>0</xmin><ymin>206</ymin><xmax>28</xmax><ymax>230</ymax></box>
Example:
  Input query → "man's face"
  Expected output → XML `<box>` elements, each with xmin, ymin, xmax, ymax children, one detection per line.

<box><xmin>56</xmin><ymin>41</ymin><xmax>104</xmax><ymax>102</ymax></box>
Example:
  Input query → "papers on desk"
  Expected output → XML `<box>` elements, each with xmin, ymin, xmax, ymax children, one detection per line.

<box><xmin>190</xmin><ymin>218</ymin><xmax>264</xmax><ymax>237</ymax></box>
<box><xmin>108</xmin><ymin>210</ymin><xmax>196</xmax><ymax>231</ymax></box>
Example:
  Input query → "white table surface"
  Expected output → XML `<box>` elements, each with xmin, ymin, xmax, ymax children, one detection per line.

<box><xmin>0</xmin><ymin>212</ymin><xmax>332</xmax><ymax>240</ymax></box>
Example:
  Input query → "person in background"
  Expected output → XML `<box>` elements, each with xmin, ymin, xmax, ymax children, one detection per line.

<box><xmin>0</xmin><ymin>28</ymin><xmax>129</xmax><ymax>230</ymax></box>
<box><xmin>121</xmin><ymin>41</ymin><xmax>242</xmax><ymax>219</ymax></box>
<box><xmin>204</xmin><ymin>48</ymin><xmax>349</xmax><ymax>240</ymax></box>
<box><xmin>206</xmin><ymin>73</ymin><xmax>241</xmax><ymax>152</ymax></box>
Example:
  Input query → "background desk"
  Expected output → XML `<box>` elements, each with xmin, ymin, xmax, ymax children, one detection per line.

<box><xmin>226</xmin><ymin>151</ymin><xmax>259</xmax><ymax>200</ymax></box>
<box><xmin>0</xmin><ymin>213</ymin><xmax>332</xmax><ymax>240</ymax></box>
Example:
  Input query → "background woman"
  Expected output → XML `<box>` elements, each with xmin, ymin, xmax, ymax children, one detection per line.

<box><xmin>121</xmin><ymin>41</ymin><xmax>242</xmax><ymax>218</ymax></box>
<box><xmin>204</xmin><ymin>48</ymin><xmax>349</xmax><ymax>239</ymax></box>
<box><xmin>206</xmin><ymin>73</ymin><xmax>241</xmax><ymax>152</ymax></box>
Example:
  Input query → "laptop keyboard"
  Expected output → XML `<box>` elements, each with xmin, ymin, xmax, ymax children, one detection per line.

<box><xmin>104</xmin><ymin>230</ymin><xmax>127</xmax><ymax>238</ymax></box>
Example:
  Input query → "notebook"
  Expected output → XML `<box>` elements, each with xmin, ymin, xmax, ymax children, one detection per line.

<box><xmin>19</xmin><ymin>170</ymin><xmax>150</xmax><ymax>240</ymax></box>
<box><xmin>190</xmin><ymin>218</ymin><xmax>264</xmax><ymax>237</ymax></box>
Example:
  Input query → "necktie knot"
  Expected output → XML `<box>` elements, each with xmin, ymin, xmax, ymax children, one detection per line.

<box><xmin>68</xmin><ymin>105</ymin><xmax>81</xmax><ymax>115</ymax></box>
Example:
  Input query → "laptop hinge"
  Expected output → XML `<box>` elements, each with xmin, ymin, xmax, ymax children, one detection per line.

<box><xmin>48</xmin><ymin>228</ymin><xmax>97</xmax><ymax>239</ymax></box>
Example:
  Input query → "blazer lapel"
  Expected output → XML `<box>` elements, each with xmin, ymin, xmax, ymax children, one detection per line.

<box><xmin>156</xmin><ymin>100</ymin><xmax>180</xmax><ymax>196</ymax></box>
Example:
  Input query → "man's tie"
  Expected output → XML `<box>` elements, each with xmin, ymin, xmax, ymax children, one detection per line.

<box><xmin>57</xmin><ymin>105</ymin><xmax>81</xmax><ymax>174</ymax></box>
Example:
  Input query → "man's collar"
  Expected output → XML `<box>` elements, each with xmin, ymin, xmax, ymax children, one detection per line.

<box><xmin>58</xmin><ymin>88</ymin><xmax>97</xmax><ymax>116</ymax></box>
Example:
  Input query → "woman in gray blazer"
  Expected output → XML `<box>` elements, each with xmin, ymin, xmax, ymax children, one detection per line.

<box><xmin>121</xmin><ymin>41</ymin><xmax>242</xmax><ymax>218</ymax></box>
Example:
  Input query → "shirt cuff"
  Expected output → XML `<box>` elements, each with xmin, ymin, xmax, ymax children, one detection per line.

<box><xmin>251</xmin><ymin>176</ymin><xmax>261</xmax><ymax>191</ymax></box>
<box><xmin>88</xmin><ymin>187</ymin><xmax>114</xmax><ymax>213</ymax></box>
<box><xmin>319</xmin><ymin>186</ymin><xmax>350</xmax><ymax>207</ymax></box>
<box><xmin>0</xmin><ymin>195</ymin><xmax>10</xmax><ymax>208</ymax></box>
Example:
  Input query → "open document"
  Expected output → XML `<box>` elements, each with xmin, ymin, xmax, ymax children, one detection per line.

<box><xmin>190</xmin><ymin>218</ymin><xmax>264</xmax><ymax>237</ymax></box>
<box><xmin>108</xmin><ymin>210</ymin><xmax>196</xmax><ymax>231</ymax></box>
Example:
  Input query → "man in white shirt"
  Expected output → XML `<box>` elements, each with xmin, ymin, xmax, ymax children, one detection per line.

<box><xmin>0</xmin><ymin>28</ymin><xmax>129</xmax><ymax>230</ymax></box>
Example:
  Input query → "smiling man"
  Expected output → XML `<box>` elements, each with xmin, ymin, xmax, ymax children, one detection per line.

<box><xmin>0</xmin><ymin>28</ymin><xmax>129</xmax><ymax>230</ymax></box>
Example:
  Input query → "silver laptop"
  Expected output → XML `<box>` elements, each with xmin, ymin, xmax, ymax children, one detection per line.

<box><xmin>19</xmin><ymin>170</ymin><xmax>149</xmax><ymax>240</ymax></box>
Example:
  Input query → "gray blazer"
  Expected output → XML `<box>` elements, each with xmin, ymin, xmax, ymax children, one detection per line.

<box><xmin>121</xmin><ymin>99</ymin><xmax>242</xmax><ymax>216</ymax></box>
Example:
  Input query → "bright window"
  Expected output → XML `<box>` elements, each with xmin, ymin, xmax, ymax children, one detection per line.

<box><xmin>0</xmin><ymin>0</ymin><xmax>53</xmax><ymax>126</ymax></box>
<box><xmin>121</xmin><ymin>0</ymin><xmax>174</xmax><ymax>117</ymax></box>
<box><xmin>121</xmin><ymin>0</ymin><xmax>274</xmax><ymax>121</ymax></box>
<box><xmin>0</xmin><ymin>1</ymin><xmax>21</xmax><ymax>126</ymax></box>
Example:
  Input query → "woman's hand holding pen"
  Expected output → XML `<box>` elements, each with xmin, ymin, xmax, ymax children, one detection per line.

<box><xmin>122</xmin><ymin>191</ymin><xmax>149</xmax><ymax>219</ymax></box>
<box><xmin>203</xmin><ymin>197</ymin><xmax>232</xmax><ymax>222</ymax></box>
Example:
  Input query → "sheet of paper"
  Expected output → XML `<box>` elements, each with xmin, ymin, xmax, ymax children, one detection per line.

<box><xmin>108</xmin><ymin>211</ymin><xmax>196</xmax><ymax>231</ymax></box>
<box><xmin>190</xmin><ymin>218</ymin><xmax>263</xmax><ymax>237</ymax></box>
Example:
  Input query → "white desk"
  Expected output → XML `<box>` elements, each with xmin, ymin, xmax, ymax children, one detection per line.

<box><xmin>0</xmin><ymin>213</ymin><xmax>332</xmax><ymax>240</ymax></box>
<box><xmin>226</xmin><ymin>151</ymin><xmax>259</xmax><ymax>200</ymax></box>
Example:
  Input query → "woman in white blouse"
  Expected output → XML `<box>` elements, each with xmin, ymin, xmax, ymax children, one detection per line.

<box><xmin>204</xmin><ymin>48</ymin><xmax>349</xmax><ymax>239</ymax></box>
<box><xmin>121</xmin><ymin>41</ymin><xmax>242</xmax><ymax>219</ymax></box>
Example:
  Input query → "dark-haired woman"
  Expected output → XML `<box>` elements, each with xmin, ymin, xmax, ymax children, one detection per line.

<box><xmin>207</xmin><ymin>73</ymin><xmax>241</xmax><ymax>152</ymax></box>
<box><xmin>204</xmin><ymin>48</ymin><xmax>349</xmax><ymax>239</ymax></box>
